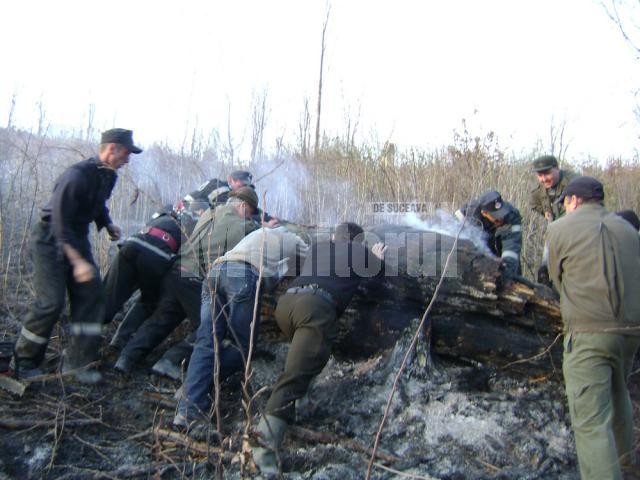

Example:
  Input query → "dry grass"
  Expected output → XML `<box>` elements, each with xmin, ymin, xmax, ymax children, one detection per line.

<box><xmin>2</xmin><ymin>124</ymin><xmax>640</xmax><ymax>294</ymax></box>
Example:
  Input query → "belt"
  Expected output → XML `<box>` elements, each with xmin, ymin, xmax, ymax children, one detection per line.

<box><xmin>144</xmin><ymin>227</ymin><xmax>178</xmax><ymax>252</ymax></box>
<box><xmin>286</xmin><ymin>285</ymin><xmax>336</xmax><ymax>307</ymax></box>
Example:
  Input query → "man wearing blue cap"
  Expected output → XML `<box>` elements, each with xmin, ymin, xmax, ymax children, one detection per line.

<box><xmin>546</xmin><ymin>176</ymin><xmax>640</xmax><ymax>479</ymax></box>
<box><xmin>455</xmin><ymin>190</ymin><xmax>523</xmax><ymax>275</ymax></box>
<box><xmin>12</xmin><ymin>128</ymin><xmax>143</xmax><ymax>384</ymax></box>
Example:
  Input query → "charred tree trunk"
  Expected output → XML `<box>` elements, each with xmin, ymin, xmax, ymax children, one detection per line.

<box><xmin>260</xmin><ymin>225</ymin><xmax>562</xmax><ymax>370</ymax></box>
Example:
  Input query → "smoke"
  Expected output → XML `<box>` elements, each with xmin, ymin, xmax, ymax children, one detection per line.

<box><xmin>252</xmin><ymin>155</ymin><xmax>310</xmax><ymax>222</ymax></box>
<box><xmin>403</xmin><ymin>210</ymin><xmax>492</xmax><ymax>255</ymax></box>
<box><xmin>252</xmin><ymin>155</ymin><xmax>357</xmax><ymax>226</ymax></box>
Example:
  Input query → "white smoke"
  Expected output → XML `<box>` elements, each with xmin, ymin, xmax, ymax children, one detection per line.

<box><xmin>403</xmin><ymin>210</ymin><xmax>492</xmax><ymax>255</ymax></box>
<box><xmin>252</xmin><ymin>155</ymin><xmax>357</xmax><ymax>226</ymax></box>
<box><xmin>252</xmin><ymin>155</ymin><xmax>310</xmax><ymax>222</ymax></box>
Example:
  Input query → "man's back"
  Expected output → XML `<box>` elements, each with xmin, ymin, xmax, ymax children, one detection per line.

<box><xmin>547</xmin><ymin>203</ymin><xmax>640</xmax><ymax>332</ymax></box>
<box><xmin>290</xmin><ymin>239</ymin><xmax>383</xmax><ymax>314</ymax></box>
<box><xmin>178</xmin><ymin>204</ymin><xmax>258</xmax><ymax>276</ymax></box>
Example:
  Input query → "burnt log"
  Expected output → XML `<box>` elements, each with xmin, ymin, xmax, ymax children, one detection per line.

<box><xmin>260</xmin><ymin>224</ymin><xmax>562</xmax><ymax>370</ymax></box>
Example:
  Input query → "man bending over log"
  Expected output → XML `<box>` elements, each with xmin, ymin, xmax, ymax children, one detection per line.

<box><xmin>251</xmin><ymin>222</ymin><xmax>387</xmax><ymax>476</ymax></box>
<box><xmin>455</xmin><ymin>190</ymin><xmax>522</xmax><ymax>275</ymax></box>
<box><xmin>173</xmin><ymin>225</ymin><xmax>308</xmax><ymax>437</ymax></box>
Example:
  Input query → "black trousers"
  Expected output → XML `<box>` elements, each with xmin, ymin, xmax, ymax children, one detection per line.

<box><xmin>103</xmin><ymin>240</ymin><xmax>173</xmax><ymax>324</ymax></box>
<box><xmin>118</xmin><ymin>267</ymin><xmax>202</xmax><ymax>366</ymax></box>
<box><xmin>14</xmin><ymin>221</ymin><xmax>104</xmax><ymax>367</ymax></box>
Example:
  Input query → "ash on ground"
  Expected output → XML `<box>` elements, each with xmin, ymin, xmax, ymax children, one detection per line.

<box><xmin>0</xmin><ymin>315</ymin><xmax>604</xmax><ymax>480</ymax></box>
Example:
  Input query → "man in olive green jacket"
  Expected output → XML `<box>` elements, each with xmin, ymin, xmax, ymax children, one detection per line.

<box><xmin>529</xmin><ymin>155</ymin><xmax>577</xmax><ymax>221</ymax></box>
<box><xmin>546</xmin><ymin>176</ymin><xmax>640</xmax><ymax>480</ymax></box>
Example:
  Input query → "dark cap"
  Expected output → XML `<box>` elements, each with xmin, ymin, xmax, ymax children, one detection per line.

<box><xmin>182</xmin><ymin>189</ymin><xmax>208</xmax><ymax>206</ymax></box>
<box><xmin>100</xmin><ymin>128</ymin><xmax>142</xmax><ymax>154</ymax></box>
<box><xmin>229</xmin><ymin>186</ymin><xmax>258</xmax><ymax>210</ymax></box>
<box><xmin>616</xmin><ymin>209</ymin><xmax>640</xmax><ymax>231</ymax></box>
<box><xmin>478</xmin><ymin>190</ymin><xmax>510</xmax><ymax>220</ymax></box>
<box><xmin>532</xmin><ymin>155</ymin><xmax>558</xmax><ymax>172</ymax></box>
<box><xmin>194</xmin><ymin>178</ymin><xmax>227</xmax><ymax>198</ymax></box>
<box><xmin>229</xmin><ymin>170</ymin><xmax>253</xmax><ymax>185</ymax></box>
<box><xmin>556</xmin><ymin>176</ymin><xmax>604</xmax><ymax>204</ymax></box>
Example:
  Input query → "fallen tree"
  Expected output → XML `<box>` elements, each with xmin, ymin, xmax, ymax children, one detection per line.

<box><xmin>260</xmin><ymin>224</ymin><xmax>562</xmax><ymax>369</ymax></box>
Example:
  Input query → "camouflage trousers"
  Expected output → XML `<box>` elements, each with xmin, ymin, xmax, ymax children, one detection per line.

<box><xmin>563</xmin><ymin>332</ymin><xmax>640</xmax><ymax>480</ymax></box>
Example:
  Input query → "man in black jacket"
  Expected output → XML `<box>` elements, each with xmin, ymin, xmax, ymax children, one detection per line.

<box><xmin>252</xmin><ymin>222</ymin><xmax>387</xmax><ymax>475</ymax></box>
<box><xmin>104</xmin><ymin>200</ymin><xmax>207</xmax><ymax>349</ymax></box>
<box><xmin>13</xmin><ymin>128</ymin><xmax>142</xmax><ymax>383</ymax></box>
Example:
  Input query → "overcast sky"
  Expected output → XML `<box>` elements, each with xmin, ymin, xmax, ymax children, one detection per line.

<box><xmin>1</xmin><ymin>0</ymin><xmax>638</xmax><ymax>161</ymax></box>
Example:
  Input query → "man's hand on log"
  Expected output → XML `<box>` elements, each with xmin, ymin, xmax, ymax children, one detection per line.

<box><xmin>372</xmin><ymin>242</ymin><xmax>387</xmax><ymax>260</ymax></box>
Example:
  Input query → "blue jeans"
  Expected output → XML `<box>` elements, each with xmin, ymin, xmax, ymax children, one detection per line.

<box><xmin>179</xmin><ymin>262</ymin><xmax>260</xmax><ymax>420</ymax></box>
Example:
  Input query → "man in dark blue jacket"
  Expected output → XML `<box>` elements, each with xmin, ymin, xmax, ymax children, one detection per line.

<box><xmin>13</xmin><ymin>128</ymin><xmax>142</xmax><ymax>383</ymax></box>
<box><xmin>455</xmin><ymin>190</ymin><xmax>523</xmax><ymax>275</ymax></box>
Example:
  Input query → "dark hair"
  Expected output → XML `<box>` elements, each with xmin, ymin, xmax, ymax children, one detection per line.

<box><xmin>333</xmin><ymin>222</ymin><xmax>364</xmax><ymax>241</ymax></box>
<box><xmin>616</xmin><ymin>209</ymin><xmax>640</xmax><ymax>232</ymax></box>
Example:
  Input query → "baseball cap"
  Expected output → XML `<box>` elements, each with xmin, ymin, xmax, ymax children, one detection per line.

<box><xmin>478</xmin><ymin>190</ymin><xmax>510</xmax><ymax>220</ymax></box>
<box><xmin>556</xmin><ymin>176</ymin><xmax>604</xmax><ymax>204</ymax></box>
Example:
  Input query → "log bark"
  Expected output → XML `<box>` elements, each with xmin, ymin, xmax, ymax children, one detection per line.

<box><xmin>260</xmin><ymin>224</ymin><xmax>562</xmax><ymax>369</ymax></box>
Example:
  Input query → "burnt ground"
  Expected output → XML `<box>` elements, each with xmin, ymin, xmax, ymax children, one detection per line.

<box><xmin>1</xmin><ymin>290</ymin><xmax>639</xmax><ymax>479</ymax></box>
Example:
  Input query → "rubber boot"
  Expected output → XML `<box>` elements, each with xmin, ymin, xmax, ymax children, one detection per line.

<box><xmin>113</xmin><ymin>354</ymin><xmax>134</xmax><ymax>374</ymax></box>
<box><xmin>110</xmin><ymin>301</ymin><xmax>148</xmax><ymax>349</ymax></box>
<box><xmin>9</xmin><ymin>355</ymin><xmax>43</xmax><ymax>379</ymax></box>
<box><xmin>62</xmin><ymin>349</ymin><xmax>102</xmax><ymax>384</ymax></box>
<box><xmin>253</xmin><ymin>414</ymin><xmax>287</xmax><ymax>476</ymax></box>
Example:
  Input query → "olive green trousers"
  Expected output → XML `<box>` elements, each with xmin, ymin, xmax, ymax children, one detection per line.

<box><xmin>265</xmin><ymin>292</ymin><xmax>337</xmax><ymax>422</ymax></box>
<box><xmin>563</xmin><ymin>332</ymin><xmax>640</xmax><ymax>480</ymax></box>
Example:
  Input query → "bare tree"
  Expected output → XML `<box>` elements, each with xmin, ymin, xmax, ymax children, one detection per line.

<box><xmin>314</xmin><ymin>4</ymin><xmax>331</xmax><ymax>157</ymax></box>
<box><xmin>224</xmin><ymin>97</ymin><xmax>236</xmax><ymax>164</ymax></box>
<box><xmin>250</xmin><ymin>89</ymin><xmax>269</xmax><ymax>162</ymax></box>
<box><xmin>85</xmin><ymin>103</ymin><xmax>95</xmax><ymax>142</ymax></box>
<box><xmin>342</xmin><ymin>95</ymin><xmax>361</xmax><ymax>152</ymax></box>
<box><xmin>7</xmin><ymin>93</ymin><xmax>17</xmax><ymax>129</ymax></box>
<box><xmin>37</xmin><ymin>96</ymin><xmax>47</xmax><ymax>137</ymax></box>
<box><xmin>298</xmin><ymin>97</ymin><xmax>312</xmax><ymax>159</ymax></box>
<box><xmin>602</xmin><ymin>1</ymin><xmax>640</xmax><ymax>125</ymax></box>
<box><xmin>548</xmin><ymin>116</ymin><xmax>570</xmax><ymax>161</ymax></box>
<box><xmin>602</xmin><ymin>0</ymin><xmax>640</xmax><ymax>54</ymax></box>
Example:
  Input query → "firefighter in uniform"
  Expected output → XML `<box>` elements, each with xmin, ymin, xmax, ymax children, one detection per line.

<box><xmin>107</xmin><ymin>170</ymin><xmax>259</xmax><ymax>350</ymax></box>
<box><xmin>188</xmin><ymin>170</ymin><xmax>275</xmax><ymax>225</ymax></box>
<box><xmin>105</xmin><ymin>199</ymin><xmax>207</xmax><ymax>349</ymax></box>
<box><xmin>13</xmin><ymin>128</ymin><xmax>142</xmax><ymax>383</ymax></box>
<box><xmin>546</xmin><ymin>176</ymin><xmax>640</xmax><ymax>479</ymax></box>
<box><xmin>455</xmin><ymin>190</ymin><xmax>523</xmax><ymax>275</ymax></box>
